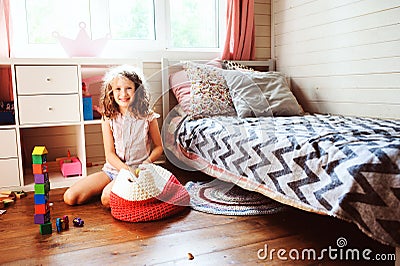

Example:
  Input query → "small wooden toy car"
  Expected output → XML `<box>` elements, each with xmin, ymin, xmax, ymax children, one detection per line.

<box><xmin>73</xmin><ymin>217</ymin><xmax>84</xmax><ymax>227</ymax></box>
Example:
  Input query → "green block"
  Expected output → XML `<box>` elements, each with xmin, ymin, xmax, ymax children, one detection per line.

<box><xmin>32</xmin><ymin>154</ymin><xmax>47</xmax><ymax>164</ymax></box>
<box><xmin>34</xmin><ymin>181</ymin><xmax>50</xmax><ymax>194</ymax></box>
<box><xmin>39</xmin><ymin>222</ymin><xmax>52</xmax><ymax>235</ymax></box>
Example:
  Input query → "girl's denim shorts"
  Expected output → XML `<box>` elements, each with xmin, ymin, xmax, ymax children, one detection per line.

<box><xmin>103</xmin><ymin>170</ymin><xmax>117</xmax><ymax>181</ymax></box>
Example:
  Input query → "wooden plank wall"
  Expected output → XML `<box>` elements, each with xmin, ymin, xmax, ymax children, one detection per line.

<box><xmin>255</xmin><ymin>0</ymin><xmax>272</xmax><ymax>60</ymax></box>
<box><xmin>272</xmin><ymin>0</ymin><xmax>400</xmax><ymax>119</ymax></box>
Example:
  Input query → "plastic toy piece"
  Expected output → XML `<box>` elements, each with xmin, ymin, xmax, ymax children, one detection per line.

<box><xmin>134</xmin><ymin>168</ymin><xmax>140</xmax><ymax>177</ymax></box>
<box><xmin>73</xmin><ymin>217</ymin><xmax>84</xmax><ymax>227</ymax></box>
<box><xmin>63</xmin><ymin>215</ymin><xmax>69</xmax><ymax>230</ymax></box>
<box><xmin>39</xmin><ymin>222</ymin><xmax>52</xmax><ymax>235</ymax></box>
<box><xmin>56</xmin><ymin>218</ymin><xmax>63</xmax><ymax>233</ymax></box>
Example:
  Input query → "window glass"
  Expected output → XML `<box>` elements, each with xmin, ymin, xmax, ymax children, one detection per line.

<box><xmin>108</xmin><ymin>0</ymin><xmax>155</xmax><ymax>40</ymax></box>
<box><xmin>25</xmin><ymin>0</ymin><xmax>90</xmax><ymax>43</ymax></box>
<box><xmin>10</xmin><ymin>0</ymin><xmax>225</xmax><ymax>57</ymax></box>
<box><xmin>169</xmin><ymin>0</ymin><xmax>219</xmax><ymax>48</ymax></box>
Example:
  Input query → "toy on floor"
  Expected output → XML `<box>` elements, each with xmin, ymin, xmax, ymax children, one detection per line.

<box><xmin>63</xmin><ymin>215</ymin><xmax>69</xmax><ymax>230</ymax></box>
<box><xmin>0</xmin><ymin>190</ymin><xmax>27</xmax><ymax>209</ymax></box>
<box><xmin>59</xmin><ymin>150</ymin><xmax>82</xmax><ymax>177</ymax></box>
<box><xmin>32</xmin><ymin>146</ymin><xmax>52</xmax><ymax>235</ymax></box>
<box><xmin>73</xmin><ymin>217</ymin><xmax>84</xmax><ymax>227</ymax></box>
<box><xmin>56</xmin><ymin>215</ymin><xmax>70</xmax><ymax>233</ymax></box>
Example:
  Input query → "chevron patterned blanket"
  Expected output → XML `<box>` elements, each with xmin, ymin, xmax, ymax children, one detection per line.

<box><xmin>165</xmin><ymin>113</ymin><xmax>400</xmax><ymax>247</ymax></box>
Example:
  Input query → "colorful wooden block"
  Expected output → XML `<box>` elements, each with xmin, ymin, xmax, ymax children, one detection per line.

<box><xmin>32</xmin><ymin>154</ymin><xmax>47</xmax><ymax>164</ymax></box>
<box><xmin>34</xmin><ymin>181</ymin><xmax>50</xmax><ymax>194</ymax></box>
<box><xmin>34</xmin><ymin>202</ymin><xmax>50</xmax><ymax>214</ymax></box>
<box><xmin>32</xmin><ymin>146</ymin><xmax>48</xmax><ymax>164</ymax></box>
<box><xmin>34</xmin><ymin>211</ymin><xmax>50</xmax><ymax>224</ymax></box>
<box><xmin>32</xmin><ymin>163</ymin><xmax>48</xmax><ymax>174</ymax></box>
<box><xmin>34</xmin><ymin>173</ymin><xmax>49</xmax><ymax>184</ymax></box>
<box><xmin>39</xmin><ymin>222</ymin><xmax>52</xmax><ymax>235</ymax></box>
<box><xmin>34</xmin><ymin>193</ymin><xmax>49</xmax><ymax>204</ymax></box>
<box><xmin>32</xmin><ymin>146</ymin><xmax>48</xmax><ymax>156</ymax></box>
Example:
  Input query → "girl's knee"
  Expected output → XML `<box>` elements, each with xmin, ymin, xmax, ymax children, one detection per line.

<box><xmin>101</xmin><ymin>192</ymin><xmax>110</xmax><ymax>208</ymax></box>
<box><xmin>101</xmin><ymin>180</ymin><xmax>114</xmax><ymax>208</ymax></box>
<box><xmin>63</xmin><ymin>188</ymin><xmax>77</xmax><ymax>205</ymax></box>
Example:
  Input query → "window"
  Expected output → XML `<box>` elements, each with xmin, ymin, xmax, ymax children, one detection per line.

<box><xmin>169</xmin><ymin>0</ymin><xmax>221</xmax><ymax>48</ymax></box>
<box><xmin>10</xmin><ymin>0</ymin><xmax>226</xmax><ymax>58</ymax></box>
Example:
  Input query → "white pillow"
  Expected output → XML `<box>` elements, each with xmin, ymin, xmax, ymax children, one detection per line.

<box><xmin>221</xmin><ymin>70</ymin><xmax>303</xmax><ymax>117</ymax></box>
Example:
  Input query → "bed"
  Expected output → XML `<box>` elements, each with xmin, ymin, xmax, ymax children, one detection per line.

<box><xmin>160</xmin><ymin>58</ymin><xmax>400</xmax><ymax>248</ymax></box>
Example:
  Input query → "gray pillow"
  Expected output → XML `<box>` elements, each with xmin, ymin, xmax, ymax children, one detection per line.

<box><xmin>221</xmin><ymin>70</ymin><xmax>303</xmax><ymax>117</ymax></box>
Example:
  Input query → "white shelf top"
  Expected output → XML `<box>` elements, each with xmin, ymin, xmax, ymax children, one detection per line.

<box><xmin>0</xmin><ymin>58</ymin><xmax>143</xmax><ymax>66</ymax></box>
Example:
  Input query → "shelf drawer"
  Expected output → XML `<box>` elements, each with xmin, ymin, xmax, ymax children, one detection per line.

<box><xmin>0</xmin><ymin>159</ymin><xmax>20</xmax><ymax>187</ymax></box>
<box><xmin>18</xmin><ymin>94</ymin><xmax>80</xmax><ymax>125</ymax></box>
<box><xmin>0</xmin><ymin>129</ymin><xmax>18</xmax><ymax>158</ymax></box>
<box><xmin>16</xmin><ymin>65</ymin><xmax>79</xmax><ymax>95</ymax></box>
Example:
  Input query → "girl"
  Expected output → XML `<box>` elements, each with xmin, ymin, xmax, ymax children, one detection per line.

<box><xmin>63</xmin><ymin>65</ymin><xmax>163</xmax><ymax>207</ymax></box>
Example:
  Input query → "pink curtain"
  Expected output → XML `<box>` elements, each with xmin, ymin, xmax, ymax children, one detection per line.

<box><xmin>222</xmin><ymin>0</ymin><xmax>255</xmax><ymax>60</ymax></box>
<box><xmin>0</xmin><ymin>0</ymin><xmax>11</xmax><ymax>58</ymax></box>
<box><xmin>0</xmin><ymin>0</ymin><xmax>13</xmax><ymax>100</ymax></box>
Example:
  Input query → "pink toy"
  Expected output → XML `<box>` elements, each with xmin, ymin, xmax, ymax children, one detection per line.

<box><xmin>59</xmin><ymin>157</ymin><xmax>82</xmax><ymax>177</ymax></box>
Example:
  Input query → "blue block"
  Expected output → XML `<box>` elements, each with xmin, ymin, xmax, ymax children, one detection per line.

<box><xmin>83</xmin><ymin>96</ymin><xmax>93</xmax><ymax>120</ymax></box>
<box><xmin>34</xmin><ymin>193</ymin><xmax>49</xmax><ymax>204</ymax></box>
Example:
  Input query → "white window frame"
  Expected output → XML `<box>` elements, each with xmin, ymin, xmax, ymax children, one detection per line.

<box><xmin>10</xmin><ymin>0</ymin><xmax>226</xmax><ymax>59</ymax></box>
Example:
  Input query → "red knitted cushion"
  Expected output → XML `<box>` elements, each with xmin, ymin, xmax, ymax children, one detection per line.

<box><xmin>110</xmin><ymin>164</ymin><xmax>190</xmax><ymax>222</ymax></box>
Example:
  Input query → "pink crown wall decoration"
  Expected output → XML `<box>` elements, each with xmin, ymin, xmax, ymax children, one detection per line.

<box><xmin>53</xmin><ymin>22</ymin><xmax>110</xmax><ymax>57</ymax></box>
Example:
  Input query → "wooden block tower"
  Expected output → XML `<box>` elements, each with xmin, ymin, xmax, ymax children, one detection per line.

<box><xmin>32</xmin><ymin>146</ymin><xmax>52</xmax><ymax>235</ymax></box>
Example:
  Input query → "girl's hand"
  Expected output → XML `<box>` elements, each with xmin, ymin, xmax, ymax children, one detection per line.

<box><xmin>142</xmin><ymin>158</ymin><xmax>152</xmax><ymax>164</ymax></box>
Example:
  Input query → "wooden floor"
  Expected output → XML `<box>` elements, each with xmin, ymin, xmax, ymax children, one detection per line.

<box><xmin>0</xmin><ymin>164</ymin><xmax>396</xmax><ymax>265</ymax></box>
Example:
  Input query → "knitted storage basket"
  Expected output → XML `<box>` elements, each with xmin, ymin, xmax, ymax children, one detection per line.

<box><xmin>110</xmin><ymin>163</ymin><xmax>190</xmax><ymax>222</ymax></box>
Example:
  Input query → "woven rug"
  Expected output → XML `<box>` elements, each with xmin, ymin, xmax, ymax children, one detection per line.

<box><xmin>185</xmin><ymin>180</ymin><xmax>287</xmax><ymax>215</ymax></box>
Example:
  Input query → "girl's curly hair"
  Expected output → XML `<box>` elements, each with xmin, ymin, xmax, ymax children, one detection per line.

<box><xmin>99</xmin><ymin>65</ymin><xmax>151</xmax><ymax>119</ymax></box>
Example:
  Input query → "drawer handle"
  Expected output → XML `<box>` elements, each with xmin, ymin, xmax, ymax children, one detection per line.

<box><xmin>48</xmin><ymin>106</ymin><xmax>54</xmax><ymax>111</ymax></box>
<box><xmin>45</xmin><ymin>77</ymin><xmax>51</xmax><ymax>82</ymax></box>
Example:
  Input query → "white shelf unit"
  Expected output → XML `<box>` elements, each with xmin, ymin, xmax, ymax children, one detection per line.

<box><xmin>0</xmin><ymin>58</ymin><xmax>142</xmax><ymax>191</ymax></box>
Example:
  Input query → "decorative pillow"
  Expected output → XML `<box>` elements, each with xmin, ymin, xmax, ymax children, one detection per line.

<box><xmin>184</xmin><ymin>62</ymin><xmax>236</xmax><ymax>119</ymax></box>
<box><xmin>221</xmin><ymin>70</ymin><xmax>303</xmax><ymax>117</ymax></box>
<box><xmin>169</xmin><ymin>58</ymin><xmax>223</xmax><ymax>114</ymax></box>
<box><xmin>169</xmin><ymin>70</ymin><xmax>191</xmax><ymax>113</ymax></box>
<box><xmin>223</xmin><ymin>60</ymin><xmax>255</xmax><ymax>71</ymax></box>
